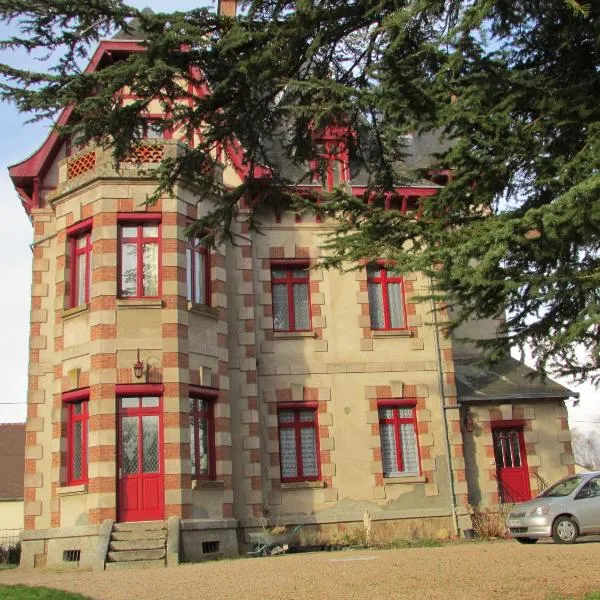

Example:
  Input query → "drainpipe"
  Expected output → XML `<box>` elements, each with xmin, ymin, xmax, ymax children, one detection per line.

<box><xmin>429</xmin><ymin>277</ymin><xmax>460</xmax><ymax>537</ymax></box>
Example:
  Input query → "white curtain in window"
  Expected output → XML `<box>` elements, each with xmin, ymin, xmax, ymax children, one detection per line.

<box><xmin>293</xmin><ymin>283</ymin><xmax>310</xmax><ymax>329</ymax></box>
<box><xmin>143</xmin><ymin>243</ymin><xmax>158</xmax><ymax>296</ymax></box>
<box><xmin>272</xmin><ymin>284</ymin><xmax>290</xmax><ymax>330</ymax></box>
<box><xmin>279</xmin><ymin>428</ymin><xmax>297</xmax><ymax>478</ymax></box>
<box><xmin>387</xmin><ymin>281</ymin><xmax>404</xmax><ymax>328</ymax></box>
<box><xmin>399</xmin><ymin>423</ymin><xmax>419</xmax><ymax>474</ymax></box>
<box><xmin>380</xmin><ymin>422</ymin><xmax>398</xmax><ymax>476</ymax></box>
<box><xmin>300</xmin><ymin>427</ymin><xmax>318</xmax><ymax>477</ymax></box>
<box><xmin>368</xmin><ymin>282</ymin><xmax>385</xmax><ymax>329</ymax></box>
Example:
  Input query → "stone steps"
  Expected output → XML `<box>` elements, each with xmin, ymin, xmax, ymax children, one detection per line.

<box><xmin>105</xmin><ymin>521</ymin><xmax>167</xmax><ymax>570</ymax></box>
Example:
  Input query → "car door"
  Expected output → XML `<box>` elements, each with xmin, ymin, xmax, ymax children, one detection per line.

<box><xmin>572</xmin><ymin>476</ymin><xmax>600</xmax><ymax>534</ymax></box>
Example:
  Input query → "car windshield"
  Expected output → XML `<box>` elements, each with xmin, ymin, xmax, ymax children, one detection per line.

<box><xmin>541</xmin><ymin>476</ymin><xmax>584</xmax><ymax>497</ymax></box>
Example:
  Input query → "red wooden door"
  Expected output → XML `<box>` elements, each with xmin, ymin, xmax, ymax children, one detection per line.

<box><xmin>493</xmin><ymin>427</ymin><xmax>531</xmax><ymax>503</ymax></box>
<box><xmin>118</xmin><ymin>396</ymin><xmax>164</xmax><ymax>522</ymax></box>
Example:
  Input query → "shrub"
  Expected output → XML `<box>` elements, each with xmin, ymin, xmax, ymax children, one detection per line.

<box><xmin>467</xmin><ymin>504</ymin><xmax>514</xmax><ymax>539</ymax></box>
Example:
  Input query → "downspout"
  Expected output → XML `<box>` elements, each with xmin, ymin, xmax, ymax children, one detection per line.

<box><xmin>429</xmin><ymin>276</ymin><xmax>460</xmax><ymax>537</ymax></box>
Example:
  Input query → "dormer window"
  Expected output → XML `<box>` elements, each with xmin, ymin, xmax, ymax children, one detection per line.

<box><xmin>311</xmin><ymin>125</ymin><xmax>353</xmax><ymax>192</ymax></box>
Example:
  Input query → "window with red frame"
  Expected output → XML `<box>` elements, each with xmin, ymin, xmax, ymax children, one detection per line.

<box><xmin>65</xmin><ymin>395</ymin><xmax>89</xmax><ymax>485</ymax></box>
<box><xmin>278</xmin><ymin>406</ymin><xmax>320</xmax><ymax>482</ymax></box>
<box><xmin>367</xmin><ymin>265</ymin><xmax>407</xmax><ymax>330</ymax></box>
<box><xmin>378</xmin><ymin>403</ymin><xmax>420</xmax><ymax>477</ymax></box>
<box><xmin>271</xmin><ymin>263</ymin><xmax>311</xmax><ymax>332</ymax></box>
<box><xmin>189</xmin><ymin>395</ymin><xmax>215</xmax><ymax>479</ymax></box>
<box><xmin>312</xmin><ymin>141</ymin><xmax>349</xmax><ymax>191</ymax></box>
<box><xmin>69</xmin><ymin>227</ymin><xmax>92</xmax><ymax>307</ymax></box>
<box><xmin>119</xmin><ymin>221</ymin><xmax>160</xmax><ymax>298</ymax></box>
<box><xmin>186</xmin><ymin>239</ymin><xmax>210</xmax><ymax>305</ymax></box>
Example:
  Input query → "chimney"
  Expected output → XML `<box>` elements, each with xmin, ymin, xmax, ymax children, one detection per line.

<box><xmin>217</xmin><ymin>0</ymin><xmax>237</xmax><ymax>17</ymax></box>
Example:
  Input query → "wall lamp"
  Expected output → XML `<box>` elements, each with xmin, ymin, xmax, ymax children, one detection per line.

<box><xmin>133</xmin><ymin>348</ymin><xmax>145</xmax><ymax>379</ymax></box>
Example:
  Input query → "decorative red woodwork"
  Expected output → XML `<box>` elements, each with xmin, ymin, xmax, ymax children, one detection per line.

<box><xmin>124</xmin><ymin>144</ymin><xmax>165</xmax><ymax>164</ymax></box>
<box><xmin>67</xmin><ymin>151</ymin><xmax>96</xmax><ymax>180</ymax></box>
<box><xmin>118</xmin><ymin>395</ymin><xmax>164</xmax><ymax>522</ymax></box>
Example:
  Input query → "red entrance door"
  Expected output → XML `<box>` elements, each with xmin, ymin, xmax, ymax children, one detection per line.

<box><xmin>118</xmin><ymin>396</ymin><xmax>164</xmax><ymax>522</ymax></box>
<box><xmin>493</xmin><ymin>426</ymin><xmax>531</xmax><ymax>503</ymax></box>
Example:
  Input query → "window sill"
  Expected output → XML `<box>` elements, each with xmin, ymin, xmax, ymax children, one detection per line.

<box><xmin>372</xmin><ymin>329</ymin><xmax>412</xmax><ymax>338</ymax></box>
<box><xmin>57</xmin><ymin>483</ymin><xmax>88</xmax><ymax>496</ymax></box>
<box><xmin>61</xmin><ymin>304</ymin><xmax>89</xmax><ymax>320</ymax></box>
<box><xmin>188</xmin><ymin>302</ymin><xmax>219</xmax><ymax>319</ymax></box>
<box><xmin>192</xmin><ymin>479</ymin><xmax>224</xmax><ymax>490</ymax></box>
<box><xmin>117</xmin><ymin>298</ymin><xmax>163</xmax><ymax>309</ymax></box>
<box><xmin>281</xmin><ymin>481</ymin><xmax>325</xmax><ymax>490</ymax></box>
<box><xmin>384</xmin><ymin>475</ymin><xmax>427</xmax><ymax>484</ymax></box>
<box><xmin>273</xmin><ymin>331</ymin><xmax>316</xmax><ymax>340</ymax></box>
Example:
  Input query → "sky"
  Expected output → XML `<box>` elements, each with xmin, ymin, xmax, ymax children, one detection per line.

<box><xmin>0</xmin><ymin>0</ymin><xmax>598</xmax><ymax>433</ymax></box>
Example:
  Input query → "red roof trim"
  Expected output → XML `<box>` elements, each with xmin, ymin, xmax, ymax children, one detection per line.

<box><xmin>8</xmin><ymin>40</ymin><xmax>147</xmax><ymax>211</ymax></box>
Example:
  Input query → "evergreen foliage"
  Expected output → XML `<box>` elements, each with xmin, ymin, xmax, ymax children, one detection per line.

<box><xmin>1</xmin><ymin>1</ymin><xmax>599</xmax><ymax>381</ymax></box>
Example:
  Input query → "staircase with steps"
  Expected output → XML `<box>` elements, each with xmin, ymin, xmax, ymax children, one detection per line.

<box><xmin>105</xmin><ymin>521</ymin><xmax>167</xmax><ymax>570</ymax></box>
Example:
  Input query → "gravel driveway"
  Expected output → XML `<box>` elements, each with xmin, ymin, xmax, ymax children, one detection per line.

<box><xmin>2</xmin><ymin>539</ymin><xmax>600</xmax><ymax>599</ymax></box>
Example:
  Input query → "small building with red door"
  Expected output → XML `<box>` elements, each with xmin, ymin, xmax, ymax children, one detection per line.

<box><xmin>8</xmin><ymin>10</ymin><xmax>577</xmax><ymax>569</ymax></box>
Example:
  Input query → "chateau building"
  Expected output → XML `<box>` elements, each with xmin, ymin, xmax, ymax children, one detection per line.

<box><xmin>8</xmin><ymin>4</ymin><xmax>576</xmax><ymax>568</ymax></box>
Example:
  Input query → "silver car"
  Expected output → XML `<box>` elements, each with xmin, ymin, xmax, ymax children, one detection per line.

<box><xmin>507</xmin><ymin>471</ymin><xmax>600</xmax><ymax>544</ymax></box>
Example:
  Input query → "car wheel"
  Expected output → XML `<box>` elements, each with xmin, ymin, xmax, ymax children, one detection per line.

<box><xmin>552</xmin><ymin>516</ymin><xmax>579</xmax><ymax>544</ymax></box>
<box><xmin>516</xmin><ymin>537</ymin><xmax>538</xmax><ymax>544</ymax></box>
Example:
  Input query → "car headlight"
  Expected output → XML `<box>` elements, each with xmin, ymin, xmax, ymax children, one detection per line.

<box><xmin>528</xmin><ymin>505</ymin><xmax>550</xmax><ymax>516</ymax></box>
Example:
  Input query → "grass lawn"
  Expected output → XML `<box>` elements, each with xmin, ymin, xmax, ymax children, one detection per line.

<box><xmin>0</xmin><ymin>586</ymin><xmax>90</xmax><ymax>599</ymax></box>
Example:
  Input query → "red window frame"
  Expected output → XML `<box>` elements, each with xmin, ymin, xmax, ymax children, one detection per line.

<box><xmin>67</xmin><ymin>219</ymin><xmax>93</xmax><ymax>308</ymax></box>
<box><xmin>378</xmin><ymin>399</ymin><xmax>421</xmax><ymax>477</ymax></box>
<box><xmin>189</xmin><ymin>387</ymin><xmax>217</xmax><ymax>480</ymax></box>
<box><xmin>63</xmin><ymin>388</ymin><xmax>89</xmax><ymax>486</ymax></box>
<box><xmin>367</xmin><ymin>265</ymin><xmax>408</xmax><ymax>330</ymax></box>
<box><xmin>118</xmin><ymin>214</ymin><xmax>162</xmax><ymax>299</ymax></box>
<box><xmin>186</xmin><ymin>240</ymin><xmax>211</xmax><ymax>306</ymax></box>
<box><xmin>270</xmin><ymin>260</ymin><xmax>312</xmax><ymax>332</ymax></box>
<box><xmin>310</xmin><ymin>140</ymin><xmax>350</xmax><ymax>191</ymax></box>
<box><xmin>277</xmin><ymin>403</ymin><xmax>321</xmax><ymax>483</ymax></box>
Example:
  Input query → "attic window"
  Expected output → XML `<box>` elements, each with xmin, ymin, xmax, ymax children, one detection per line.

<box><xmin>311</xmin><ymin>141</ymin><xmax>349</xmax><ymax>191</ymax></box>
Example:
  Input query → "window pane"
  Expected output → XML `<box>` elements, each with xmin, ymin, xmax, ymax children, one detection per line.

<box><xmin>387</xmin><ymin>282</ymin><xmax>404</xmax><ymax>328</ymax></box>
<box><xmin>143</xmin><ymin>225</ymin><xmax>159</xmax><ymax>237</ymax></box>
<box><xmin>121</xmin><ymin>226</ymin><xmax>137</xmax><ymax>238</ymax></box>
<box><xmin>121</xmin><ymin>242</ymin><xmax>138</xmax><ymax>296</ymax></box>
<box><xmin>398</xmin><ymin>407</ymin><xmax>412</xmax><ymax>419</ymax></box>
<box><xmin>73</xmin><ymin>402</ymin><xmax>83</xmax><ymax>416</ymax></box>
<box><xmin>271</xmin><ymin>269</ymin><xmax>287</xmax><ymax>279</ymax></box>
<box><xmin>142</xmin><ymin>396</ymin><xmax>159</xmax><ymax>408</ymax></box>
<box><xmin>186</xmin><ymin>248</ymin><xmax>192</xmax><ymax>302</ymax></box>
<box><xmin>197</xmin><ymin>414</ymin><xmax>209</xmax><ymax>475</ymax></box>
<box><xmin>300</xmin><ymin>427</ymin><xmax>318</xmax><ymax>477</ymax></box>
<box><xmin>189</xmin><ymin>416</ymin><xmax>196</xmax><ymax>474</ymax></box>
<box><xmin>293</xmin><ymin>283</ymin><xmax>310</xmax><ymax>330</ymax></box>
<box><xmin>73</xmin><ymin>420</ymin><xmax>83</xmax><ymax>480</ymax></box>
<box><xmin>380</xmin><ymin>423</ymin><xmax>398</xmax><ymax>476</ymax></box>
<box><xmin>146</xmin><ymin>122</ymin><xmax>163</xmax><ymax>139</ymax></box>
<box><xmin>142</xmin><ymin>242</ymin><xmax>158</xmax><ymax>296</ymax></box>
<box><xmin>120</xmin><ymin>397</ymin><xmax>139</xmax><ymax>409</ymax></box>
<box><xmin>399</xmin><ymin>423</ymin><xmax>419</xmax><ymax>474</ymax></box>
<box><xmin>142</xmin><ymin>415</ymin><xmax>159</xmax><ymax>473</ymax></box>
<box><xmin>76</xmin><ymin>235</ymin><xmax>87</xmax><ymax>249</ymax></box>
<box><xmin>502</xmin><ymin>436</ymin><xmax>513</xmax><ymax>468</ymax></box>
<box><xmin>510</xmin><ymin>431</ymin><xmax>522</xmax><ymax>468</ymax></box>
<box><xmin>278</xmin><ymin>410</ymin><xmax>294</xmax><ymax>424</ymax></box>
<box><xmin>367</xmin><ymin>266</ymin><xmax>380</xmax><ymax>279</ymax></box>
<box><xmin>272</xmin><ymin>284</ymin><xmax>290</xmax><ymax>330</ymax></box>
<box><xmin>368</xmin><ymin>282</ymin><xmax>385</xmax><ymax>329</ymax></box>
<box><xmin>378</xmin><ymin>407</ymin><xmax>393</xmax><ymax>420</ymax></box>
<box><xmin>121</xmin><ymin>416</ymin><xmax>139</xmax><ymax>474</ymax></box>
<box><xmin>76</xmin><ymin>251</ymin><xmax>87</xmax><ymax>305</ymax></box>
<box><xmin>279</xmin><ymin>428</ymin><xmax>297</xmax><ymax>479</ymax></box>
<box><xmin>299</xmin><ymin>411</ymin><xmax>314</xmax><ymax>422</ymax></box>
<box><xmin>194</xmin><ymin>251</ymin><xmax>205</xmax><ymax>304</ymax></box>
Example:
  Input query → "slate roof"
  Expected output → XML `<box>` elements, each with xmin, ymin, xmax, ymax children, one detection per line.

<box><xmin>0</xmin><ymin>423</ymin><xmax>25</xmax><ymax>500</ymax></box>
<box><xmin>455</xmin><ymin>357</ymin><xmax>577</xmax><ymax>403</ymax></box>
<box><xmin>112</xmin><ymin>7</ymin><xmax>154</xmax><ymax>40</ymax></box>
